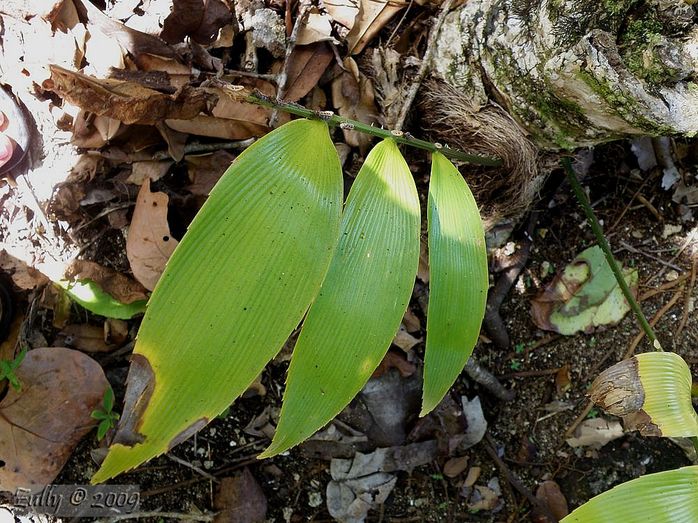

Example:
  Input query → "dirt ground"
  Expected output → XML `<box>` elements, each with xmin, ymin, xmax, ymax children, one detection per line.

<box><xmin>1</xmin><ymin>1</ymin><xmax>698</xmax><ymax>522</ymax></box>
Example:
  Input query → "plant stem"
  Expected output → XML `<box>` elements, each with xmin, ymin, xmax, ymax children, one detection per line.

<box><xmin>562</xmin><ymin>157</ymin><xmax>661</xmax><ymax>351</ymax></box>
<box><xmin>246</xmin><ymin>92</ymin><xmax>503</xmax><ymax>166</ymax></box>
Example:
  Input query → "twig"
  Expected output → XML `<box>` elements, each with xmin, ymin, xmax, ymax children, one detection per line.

<box><xmin>152</xmin><ymin>138</ymin><xmax>256</xmax><ymax>160</ymax></box>
<box><xmin>677</xmin><ymin>255</ymin><xmax>697</xmax><ymax>337</ymax></box>
<box><xmin>635</xmin><ymin>194</ymin><xmax>663</xmax><ymax>222</ymax></box>
<box><xmin>241</xmin><ymin>89</ymin><xmax>501</xmax><ymax>165</ymax></box>
<box><xmin>483</xmin><ymin>212</ymin><xmax>538</xmax><ymax>349</ymax></box>
<box><xmin>563</xmin><ymin>157</ymin><xmax>661</xmax><ymax>350</ymax></box>
<box><xmin>465</xmin><ymin>357</ymin><xmax>515</xmax><ymax>401</ymax></box>
<box><xmin>607</xmin><ymin>176</ymin><xmax>652</xmax><ymax>233</ymax></box>
<box><xmin>639</xmin><ymin>273</ymin><xmax>689</xmax><ymax>301</ymax></box>
<box><xmin>271</xmin><ymin>0</ymin><xmax>312</xmax><ymax>126</ymax></box>
<box><xmin>645</xmin><ymin>227</ymin><xmax>698</xmax><ymax>285</ymax></box>
<box><xmin>618</xmin><ymin>241</ymin><xmax>682</xmax><ymax>272</ymax></box>
<box><xmin>623</xmin><ymin>287</ymin><xmax>684</xmax><ymax>359</ymax></box>
<box><xmin>167</xmin><ymin>453</ymin><xmax>219</xmax><ymax>483</ymax></box>
<box><xmin>563</xmin><ymin>400</ymin><xmax>594</xmax><ymax>439</ymax></box>
<box><xmin>500</xmin><ymin>368</ymin><xmax>560</xmax><ymax>380</ymax></box>
<box><xmin>394</xmin><ymin>0</ymin><xmax>454</xmax><ymax>131</ymax></box>
<box><xmin>483</xmin><ymin>433</ymin><xmax>559</xmax><ymax>523</ymax></box>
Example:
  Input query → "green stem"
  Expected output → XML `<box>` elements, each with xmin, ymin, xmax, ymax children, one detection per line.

<box><xmin>246</xmin><ymin>92</ymin><xmax>503</xmax><ymax>167</ymax></box>
<box><xmin>562</xmin><ymin>157</ymin><xmax>661</xmax><ymax>351</ymax></box>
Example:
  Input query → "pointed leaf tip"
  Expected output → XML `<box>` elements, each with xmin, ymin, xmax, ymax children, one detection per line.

<box><xmin>422</xmin><ymin>152</ymin><xmax>488</xmax><ymax>415</ymax></box>
<box><xmin>93</xmin><ymin>119</ymin><xmax>343</xmax><ymax>481</ymax></box>
<box><xmin>262</xmin><ymin>138</ymin><xmax>421</xmax><ymax>457</ymax></box>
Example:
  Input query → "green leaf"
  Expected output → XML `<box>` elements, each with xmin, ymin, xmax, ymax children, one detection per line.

<box><xmin>422</xmin><ymin>152</ymin><xmax>488</xmax><ymax>415</ymax></box>
<box><xmin>92</xmin><ymin>119</ymin><xmax>343</xmax><ymax>482</ymax></box>
<box><xmin>97</xmin><ymin>420</ymin><xmax>110</xmax><ymax>441</ymax></box>
<box><xmin>56</xmin><ymin>280</ymin><xmax>147</xmax><ymax>319</ymax></box>
<box><xmin>562</xmin><ymin>466</ymin><xmax>698</xmax><ymax>522</ymax></box>
<box><xmin>260</xmin><ymin>138</ymin><xmax>420</xmax><ymax>458</ymax></box>
<box><xmin>103</xmin><ymin>387</ymin><xmax>115</xmax><ymax>412</ymax></box>
<box><xmin>590</xmin><ymin>352</ymin><xmax>698</xmax><ymax>437</ymax></box>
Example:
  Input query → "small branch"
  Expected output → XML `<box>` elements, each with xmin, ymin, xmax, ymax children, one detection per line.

<box><xmin>394</xmin><ymin>0</ymin><xmax>454</xmax><ymax>131</ymax></box>
<box><xmin>247</xmin><ymin>91</ymin><xmax>502</xmax><ymax>166</ymax></box>
<box><xmin>562</xmin><ymin>157</ymin><xmax>661</xmax><ymax>350</ymax></box>
<box><xmin>623</xmin><ymin>287</ymin><xmax>683</xmax><ymax>359</ymax></box>
<box><xmin>465</xmin><ymin>357</ymin><xmax>515</xmax><ymax>401</ymax></box>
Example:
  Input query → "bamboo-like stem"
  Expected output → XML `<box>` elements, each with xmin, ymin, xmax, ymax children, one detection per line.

<box><xmin>562</xmin><ymin>157</ymin><xmax>661</xmax><ymax>351</ymax></box>
<box><xmin>246</xmin><ymin>91</ymin><xmax>503</xmax><ymax>166</ymax></box>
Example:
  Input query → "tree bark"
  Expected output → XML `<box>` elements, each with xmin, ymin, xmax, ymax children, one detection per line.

<box><xmin>431</xmin><ymin>0</ymin><xmax>698</xmax><ymax>148</ymax></box>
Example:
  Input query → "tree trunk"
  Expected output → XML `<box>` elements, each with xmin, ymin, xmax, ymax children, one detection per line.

<box><xmin>431</xmin><ymin>0</ymin><xmax>698</xmax><ymax>148</ymax></box>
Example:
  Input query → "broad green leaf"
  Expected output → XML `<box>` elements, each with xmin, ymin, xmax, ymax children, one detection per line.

<box><xmin>562</xmin><ymin>466</ymin><xmax>698</xmax><ymax>522</ymax></box>
<box><xmin>260</xmin><ymin>139</ymin><xmax>420</xmax><ymax>458</ymax></box>
<box><xmin>57</xmin><ymin>280</ymin><xmax>147</xmax><ymax>319</ymax></box>
<box><xmin>422</xmin><ymin>152</ymin><xmax>488</xmax><ymax>415</ymax></box>
<box><xmin>590</xmin><ymin>352</ymin><xmax>698</xmax><ymax>437</ymax></box>
<box><xmin>92</xmin><ymin>119</ymin><xmax>342</xmax><ymax>482</ymax></box>
<box><xmin>531</xmin><ymin>245</ymin><xmax>638</xmax><ymax>335</ymax></box>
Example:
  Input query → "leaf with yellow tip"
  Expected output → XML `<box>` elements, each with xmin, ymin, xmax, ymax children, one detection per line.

<box><xmin>260</xmin><ymin>138</ymin><xmax>420</xmax><ymax>458</ymax></box>
<box><xmin>562</xmin><ymin>466</ymin><xmax>698</xmax><ymax>522</ymax></box>
<box><xmin>92</xmin><ymin>119</ymin><xmax>342</xmax><ymax>482</ymax></box>
<box><xmin>590</xmin><ymin>351</ymin><xmax>698</xmax><ymax>437</ymax></box>
<box><xmin>421</xmin><ymin>152</ymin><xmax>488</xmax><ymax>415</ymax></box>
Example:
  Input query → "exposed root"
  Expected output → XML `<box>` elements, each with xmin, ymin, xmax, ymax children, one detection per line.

<box><xmin>418</xmin><ymin>79</ymin><xmax>544</xmax><ymax>228</ymax></box>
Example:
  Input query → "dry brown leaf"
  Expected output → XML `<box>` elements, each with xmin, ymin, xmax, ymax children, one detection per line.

<box><xmin>331</xmin><ymin>57</ymin><xmax>380</xmax><ymax>153</ymax></box>
<box><xmin>186</xmin><ymin>150</ymin><xmax>235</xmax><ymax>196</ymax></box>
<box><xmin>165</xmin><ymin>83</ymin><xmax>279</xmax><ymax>139</ymax></box>
<box><xmin>127</xmin><ymin>160</ymin><xmax>174</xmax><ymax>185</ymax></box>
<box><xmin>296</xmin><ymin>8</ymin><xmax>338</xmax><ymax>45</ymax></box>
<box><xmin>0</xmin><ymin>314</ymin><xmax>23</xmax><ymax>361</ymax></box>
<box><xmin>372</xmin><ymin>350</ymin><xmax>416</xmax><ymax>378</ymax></box>
<box><xmin>58</xmin><ymin>324</ymin><xmax>113</xmax><ymax>353</ymax></box>
<box><xmin>283</xmin><ymin>43</ymin><xmax>335</xmax><ymax>102</ymax></box>
<box><xmin>324</xmin><ymin>0</ymin><xmax>360</xmax><ymax>37</ymax></box>
<box><xmin>417</xmin><ymin>239</ymin><xmax>429</xmax><ymax>283</ymax></box>
<box><xmin>443</xmin><ymin>456</ymin><xmax>469</xmax><ymax>478</ymax></box>
<box><xmin>46</xmin><ymin>65</ymin><xmax>215</xmax><ymax>125</ymax></box>
<box><xmin>126</xmin><ymin>179</ymin><xmax>178</xmax><ymax>290</ymax></box>
<box><xmin>402</xmin><ymin>307</ymin><xmax>421</xmax><ymax>332</ymax></box>
<box><xmin>214</xmin><ymin>468</ymin><xmax>268</xmax><ymax>523</ymax></box>
<box><xmin>533</xmin><ymin>480</ymin><xmax>569</xmax><ymax>522</ymax></box>
<box><xmin>0</xmin><ymin>347</ymin><xmax>109</xmax><ymax>492</ymax></box>
<box><xmin>161</xmin><ymin>0</ymin><xmax>234</xmax><ymax>45</ymax></box>
<box><xmin>346</xmin><ymin>0</ymin><xmax>406</xmax><ymax>54</ymax></box>
<box><xmin>565</xmin><ymin>418</ymin><xmax>624</xmax><ymax>449</ymax></box>
<box><xmin>0</xmin><ymin>251</ymin><xmax>50</xmax><ymax>290</ymax></box>
<box><xmin>392</xmin><ymin>323</ymin><xmax>422</xmax><ymax>352</ymax></box>
<box><xmin>156</xmin><ymin>122</ymin><xmax>189</xmax><ymax>162</ymax></box>
<box><xmin>64</xmin><ymin>260</ymin><xmax>149</xmax><ymax>304</ymax></box>
<box><xmin>555</xmin><ymin>364</ymin><xmax>571</xmax><ymax>396</ymax></box>
<box><xmin>105</xmin><ymin>318</ymin><xmax>129</xmax><ymax>345</ymax></box>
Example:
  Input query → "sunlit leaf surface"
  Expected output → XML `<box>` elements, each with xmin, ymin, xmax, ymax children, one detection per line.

<box><xmin>422</xmin><ymin>153</ymin><xmax>488</xmax><ymax>415</ymax></box>
<box><xmin>261</xmin><ymin>139</ymin><xmax>420</xmax><ymax>457</ymax></box>
<box><xmin>93</xmin><ymin>119</ymin><xmax>342</xmax><ymax>481</ymax></box>
<box><xmin>57</xmin><ymin>279</ymin><xmax>147</xmax><ymax>319</ymax></box>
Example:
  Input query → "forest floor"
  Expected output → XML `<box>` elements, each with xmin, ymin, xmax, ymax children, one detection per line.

<box><xmin>1</xmin><ymin>0</ymin><xmax>698</xmax><ymax>522</ymax></box>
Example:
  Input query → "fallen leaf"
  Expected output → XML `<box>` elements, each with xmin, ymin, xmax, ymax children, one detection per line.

<box><xmin>127</xmin><ymin>160</ymin><xmax>174</xmax><ymax>185</ymax></box>
<box><xmin>214</xmin><ymin>468</ymin><xmax>268</xmax><ymax>523</ymax></box>
<box><xmin>372</xmin><ymin>350</ymin><xmax>416</xmax><ymax>378</ymax></box>
<box><xmin>46</xmin><ymin>65</ymin><xmax>215</xmax><ymax>126</ymax></box>
<box><xmin>0</xmin><ymin>347</ymin><xmax>109</xmax><ymax>492</ymax></box>
<box><xmin>0</xmin><ymin>251</ymin><xmax>50</xmax><ymax>290</ymax></box>
<box><xmin>443</xmin><ymin>456</ymin><xmax>469</xmax><ymax>478</ymax></box>
<box><xmin>324</xmin><ymin>0</ymin><xmax>360</xmax><ymax>38</ymax></box>
<box><xmin>345</xmin><ymin>0</ymin><xmax>405</xmax><ymax>54</ymax></box>
<box><xmin>531</xmin><ymin>246</ymin><xmax>638</xmax><ymax>335</ymax></box>
<box><xmin>185</xmin><ymin>150</ymin><xmax>236</xmax><ymax>196</ymax></box>
<box><xmin>460</xmin><ymin>396</ymin><xmax>487</xmax><ymax>450</ymax></box>
<box><xmin>467</xmin><ymin>483</ymin><xmax>501</xmax><ymax>511</ymax></box>
<box><xmin>533</xmin><ymin>480</ymin><xmax>569</xmax><ymax>522</ymax></box>
<box><xmin>296</xmin><ymin>8</ymin><xmax>338</xmax><ymax>45</ymax></box>
<box><xmin>58</xmin><ymin>323</ymin><xmax>113</xmax><ymax>353</ymax></box>
<box><xmin>392</xmin><ymin>323</ymin><xmax>422</xmax><ymax>352</ymax></box>
<box><xmin>417</xmin><ymin>239</ymin><xmax>429</xmax><ymax>283</ymax></box>
<box><xmin>282</xmin><ymin>43</ymin><xmax>335</xmax><ymax>102</ymax></box>
<box><xmin>331</xmin><ymin>57</ymin><xmax>380</xmax><ymax>153</ymax></box>
<box><xmin>126</xmin><ymin>179</ymin><xmax>178</xmax><ymax>290</ymax></box>
<box><xmin>402</xmin><ymin>307</ymin><xmax>421</xmax><ymax>332</ymax></box>
<box><xmin>464</xmin><ymin>466</ymin><xmax>481</xmax><ymax>487</ymax></box>
<box><xmin>161</xmin><ymin>0</ymin><xmax>234</xmax><ymax>45</ymax></box>
<box><xmin>555</xmin><ymin>364</ymin><xmax>571</xmax><ymax>396</ymax></box>
<box><xmin>104</xmin><ymin>318</ymin><xmax>129</xmax><ymax>345</ymax></box>
<box><xmin>64</xmin><ymin>260</ymin><xmax>149</xmax><ymax>304</ymax></box>
<box><xmin>566</xmin><ymin>418</ymin><xmax>624</xmax><ymax>449</ymax></box>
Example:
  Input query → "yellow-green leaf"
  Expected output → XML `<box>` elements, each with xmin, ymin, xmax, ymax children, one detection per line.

<box><xmin>92</xmin><ymin>119</ymin><xmax>342</xmax><ymax>482</ymax></box>
<box><xmin>56</xmin><ymin>279</ymin><xmax>147</xmax><ymax>320</ymax></box>
<box><xmin>421</xmin><ymin>152</ymin><xmax>488</xmax><ymax>415</ymax></box>
<box><xmin>260</xmin><ymin>139</ymin><xmax>420</xmax><ymax>457</ymax></box>
<box><xmin>590</xmin><ymin>352</ymin><xmax>698</xmax><ymax>437</ymax></box>
<box><xmin>562</xmin><ymin>466</ymin><xmax>698</xmax><ymax>522</ymax></box>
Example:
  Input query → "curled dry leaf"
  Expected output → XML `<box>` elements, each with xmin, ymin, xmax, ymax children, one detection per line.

<box><xmin>46</xmin><ymin>65</ymin><xmax>215</xmax><ymax>126</ymax></box>
<box><xmin>565</xmin><ymin>418</ymin><xmax>624</xmax><ymax>449</ymax></box>
<box><xmin>126</xmin><ymin>179</ymin><xmax>178</xmax><ymax>291</ymax></box>
<box><xmin>372</xmin><ymin>350</ymin><xmax>416</xmax><ymax>378</ymax></box>
<box><xmin>392</xmin><ymin>323</ymin><xmax>422</xmax><ymax>352</ymax></box>
<box><xmin>346</xmin><ymin>0</ymin><xmax>406</xmax><ymax>54</ymax></box>
<box><xmin>282</xmin><ymin>43</ymin><xmax>335</xmax><ymax>103</ymax></box>
<box><xmin>58</xmin><ymin>323</ymin><xmax>114</xmax><ymax>353</ymax></box>
<box><xmin>0</xmin><ymin>250</ymin><xmax>49</xmax><ymax>290</ymax></box>
<box><xmin>0</xmin><ymin>347</ymin><xmax>109</xmax><ymax>492</ymax></box>
<box><xmin>127</xmin><ymin>160</ymin><xmax>174</xmax><ymax>185</ymax></box>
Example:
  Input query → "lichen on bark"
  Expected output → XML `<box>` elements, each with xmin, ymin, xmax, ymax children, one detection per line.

<box><xmin>432</xmin><ymin>0</ymin><xmax>698</xmax><ymax>148</ymax></box>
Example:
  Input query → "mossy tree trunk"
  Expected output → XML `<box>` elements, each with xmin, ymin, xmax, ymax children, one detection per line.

<box><xmin>432</xmin><ymin>0</ymin><xmax>698</xmax><ymax>148</ymax></box>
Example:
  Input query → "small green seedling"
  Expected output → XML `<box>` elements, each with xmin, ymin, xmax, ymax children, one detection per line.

<box><xmin>0</xmin><ymin>347</ymin><xmax>27</xmax><ymax>392</ymax></box>
<box><xmin>91</xmin><ymin>387</ymin><xmax>120</xmax><ymax>441</ymax></box>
